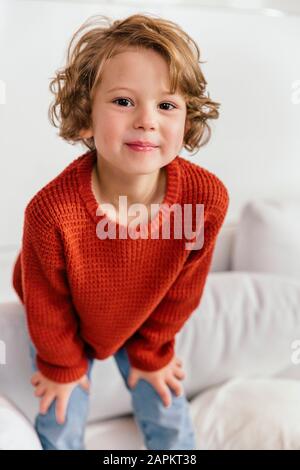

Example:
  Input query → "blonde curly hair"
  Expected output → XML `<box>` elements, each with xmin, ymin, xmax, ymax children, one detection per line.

<box><xmin>48</xmin><ymin>13</ymin><xmax>220</xmax><ymax>155</ymax></box>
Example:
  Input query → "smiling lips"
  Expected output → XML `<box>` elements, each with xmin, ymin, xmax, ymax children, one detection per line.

<box><xmin>126</xmin><ymin>141</ymin><xmax>159</xmax><ymax>152</ymax></box>
<box><xmin>126</xmin><ymin>140</ymin><xmax>158</xmax><ymax>147</ymax></box>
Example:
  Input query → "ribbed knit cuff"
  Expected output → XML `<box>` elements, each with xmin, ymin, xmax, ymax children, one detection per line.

<box><xmin>36</xmin><ymin>355</ymin><xmax>89</xmax><ymax>383</ymax></box>
<box><xmin>125</xmin><ymin>340</ymin><xmax>175</xmax><ymax>372</ymax></box>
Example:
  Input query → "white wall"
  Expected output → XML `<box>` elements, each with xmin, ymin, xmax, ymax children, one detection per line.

<box><xmin>1</xmin><ymin>0</ymin><xmax>300</xmax><ymax>300</ymax></box>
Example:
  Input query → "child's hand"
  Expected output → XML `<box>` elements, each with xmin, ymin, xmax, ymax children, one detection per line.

<box><xmin>127</xmin><ymin>355</ymin><xmax>186</xmax><ymax>408</ymax></box>
<box><xmin>30</xmin><ymin>371</ymin><xmax>90</xmax><ymax>424</ymax></box>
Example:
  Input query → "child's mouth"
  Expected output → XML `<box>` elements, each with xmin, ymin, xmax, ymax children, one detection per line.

<box><xmin>126</xmin><ymin>144</ymin><xmax>158</xmax><ymax>152</ymax></box>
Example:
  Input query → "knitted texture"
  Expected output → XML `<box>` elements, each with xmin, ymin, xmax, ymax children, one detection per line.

<box><xmin>12</xmin><ymin>149</ymin><xmax>229</xmax><ymax>383</ymax></box>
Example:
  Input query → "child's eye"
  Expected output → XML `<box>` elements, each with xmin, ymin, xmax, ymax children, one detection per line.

<box><xmin>112</xmin><ymin>98</ymin><xmax>132</xmax><ymax>107</ymax></box>
<box><xmin>160</xmin><ymin>102</ymin><xmax>176</xmax><ymax>111</ymax></box>
<box><xmin>112</xmin><ymin>98</ymin><xmax>176</xmax><ymax>110</ymax></box>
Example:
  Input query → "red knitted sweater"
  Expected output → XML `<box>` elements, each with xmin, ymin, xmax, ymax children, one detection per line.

<box><xmin>12</xmin><ymin>150</ymin><xmax>229</xmax><ymax>383</ymax></box>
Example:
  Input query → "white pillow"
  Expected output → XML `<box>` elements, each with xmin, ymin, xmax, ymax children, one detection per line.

<box><xmin>190</xmin><ymin>377</ymin><xmax>300</xmax><ymax>450</ymax></box>
<box><xmin>231</xmin><ymin>199</ymin><xmax>300</xmax><ymax>279</ymax></box>
<box><xmin>0</xmin><ymin>395</ymin><xmax>42</xmax><ymax>450</ymax></box>
<box><xmin>177</xmin><ymin>271</ymin><xmax>300</xmax><ymax>396</ymax></box>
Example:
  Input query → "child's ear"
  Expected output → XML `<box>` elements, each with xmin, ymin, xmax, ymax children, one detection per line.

<box><xmin>79</xmin><ymin>128</ymin><xmax>93</xmax><ymax>138</ymax></box>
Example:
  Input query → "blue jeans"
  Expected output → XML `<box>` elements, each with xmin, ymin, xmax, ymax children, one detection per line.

<box><xmin>29</xmin><ymin>340</ymin><xmax>197</xmax><ymax>450</ymax></box>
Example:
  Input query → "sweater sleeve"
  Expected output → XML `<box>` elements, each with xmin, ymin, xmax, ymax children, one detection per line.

<box><xmin>124</xmin><ymin>183</ymin><xmax>229</xmax><ymax>372</ymax></box>
<box><xmin>20</xmin><ymin>202</ymin><xmax>89</xmax><ymax>383</ymax></box>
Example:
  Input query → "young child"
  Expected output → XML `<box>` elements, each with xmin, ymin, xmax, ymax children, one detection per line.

<box><xmin>12</xmin><ymin>13</ymin><xmax>229</xmax><ymax>450</ymax></box>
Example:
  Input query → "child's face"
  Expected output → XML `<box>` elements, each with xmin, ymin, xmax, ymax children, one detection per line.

<box><xmin>80</xmin><ymin>47</ymin><xmax>189</xmax><ymax>174</ymax></box>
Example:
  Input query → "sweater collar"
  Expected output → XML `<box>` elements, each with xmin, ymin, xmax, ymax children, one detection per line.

<box><xmin>76</xmin><ymin>149</ymin><xmax>182</xmax><ymax>233</ymax></box>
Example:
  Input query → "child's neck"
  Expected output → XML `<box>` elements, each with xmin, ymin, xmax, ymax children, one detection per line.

<box><xmin>91</xmin><ymin>155</ymin><xmax>167</xmax><ymax>224</ymax></box>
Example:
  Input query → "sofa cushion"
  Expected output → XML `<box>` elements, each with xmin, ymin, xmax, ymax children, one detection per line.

<box><xmin>85</xmin><ymin>416</ymin><xmax>144</xmax><ymax>450</ymax></box>
<box><xmin>232</xmin><ymin>199</ymin><xmax>300</xmax><ymax>279</ymax></box>
<box><xmin>177</xmin><ymin>271</ymin><xmax>300</xmax><ymax>398</ymax></box>
<box><xmin>189</xmin><ymin>377</ymin><xmax>300</xmax><ymax>449</ymax></box>
<box><xmin>0</xmin><ymin>395</ymin><xmax>42</xmax><ymax>449</ymax></box>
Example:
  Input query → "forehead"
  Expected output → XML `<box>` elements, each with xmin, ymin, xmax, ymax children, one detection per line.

<box><xmin>100</xmin><ymin>48</ymin><xmax>170</xmax><ymax>85</ymax></box>
<box><xmin>98</xmin><ymin>49</ymin><xmax>184</xmax><ymax>97</ymax></box>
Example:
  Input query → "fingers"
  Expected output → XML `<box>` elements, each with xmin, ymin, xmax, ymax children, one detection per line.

<box><xmin>39</xmin><ymin>392</ymin><xmax>70</xmax><ymax>425</ymax></box>
<box><xmin>39</xmin><ymin>392</ymin><xmax>55</xmax><ymax>416</ymax></box>
<box><xmin>79</xmin><ymin>375</ymin><xmax>90</xmax><ymax>393</ymax></box>
<box><xmin>174</xmin><ymin>366</ymin><xmax>185</xmax><ymax>380</ymax></box>
<box><xmin>166</xmin><ymin>376</ymin><xmax>184</xmax><ymax>397</ymax></box>
<box><xmin>156</xmin><ymin>382</ymin><xmax>172</xmax><ymax>408</ymax></box>
<box><xmin>55</xmin><ymin>395</ymin><xmax>70</xmax><ymax>425</ymax></box>
<box><xmin>34</xmin><ymin>384</ymin><xmax>46</xmax><ymax>397</ymax></box>
<box><xmin>173</xmin><ymin>358</ymin><xmax>185</xmax><ymax>380</ymax></box>
<box><xmin>31</xmin><ymin>372</ymin><xmax>41</xmax><ymax>386</ymax></box>
<box><xmin>128</xmin><ymin>368</ymin><xmax>138</xmax><ymax>390</ymax></box>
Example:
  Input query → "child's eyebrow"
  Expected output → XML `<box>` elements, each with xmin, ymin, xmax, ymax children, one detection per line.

<box><xmin>106</xmin><ymin>86</ymin><xmax>177</xmax><ymax>96</ymax></box>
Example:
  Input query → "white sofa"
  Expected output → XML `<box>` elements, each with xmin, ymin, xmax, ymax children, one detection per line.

<box><xmin>1</xmin><ymin>199</ymin><xmax>300</xmax><ymax>450</ymax></box>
